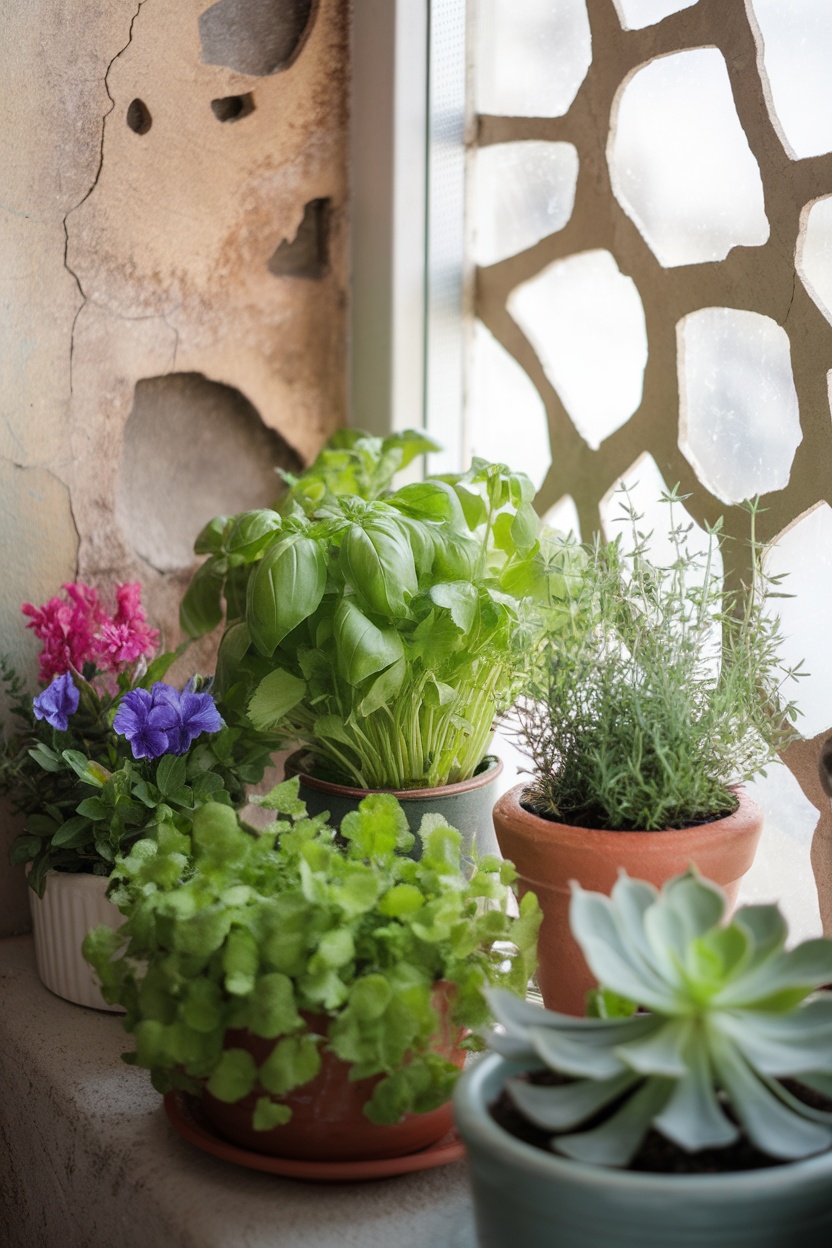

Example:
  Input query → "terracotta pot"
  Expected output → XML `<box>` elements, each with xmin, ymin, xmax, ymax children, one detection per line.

<box><xmin>202</xmin><ymin>1005</ymin><xmax>465</xmax><ymax>1162</ymax></box>
<box><xmin>493</xmin><ymin>785</ymin><xmax>763</xmax><ymax>1016</ymax></box>
<box><xmin>284</xmin><ymin>749</ymin><xmax>503</xmax><ymax>858</ymax></box>
<box><xmin>28</xmin><ymin>870</ymin><xmax>124</xmax><ymax>1012</ymax></box>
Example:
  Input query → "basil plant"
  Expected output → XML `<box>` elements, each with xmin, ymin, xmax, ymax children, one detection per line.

<box><xmin>487</xmin><ymin>871</ymin><xmax>832</xmax><ymax>1167</ymax></box>
<box><xmin>181</xmin><ymin>444</ymin><xmax>546</xmax><ymax>790</ymax></box>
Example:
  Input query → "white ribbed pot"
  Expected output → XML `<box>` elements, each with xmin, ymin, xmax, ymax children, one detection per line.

<box><xmin>28</xmin><ymin>871</ymin><xmax>124</xmax><ymax>1012</ymax></box>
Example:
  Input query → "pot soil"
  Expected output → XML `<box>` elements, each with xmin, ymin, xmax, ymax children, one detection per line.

<box><xmin>453</xmin><ymin>1053</ymin><xmax>832</xmax><ymax>1248</ymax></box>
<box><xmin>284</xmin><ymin>749</ymin><xmax>503</xmax><ymax>858</ymax></box>
<box><xmin>492</xmin><ymin>784</ymin><xmax>763</xmax><ymax>1015</ymax></box>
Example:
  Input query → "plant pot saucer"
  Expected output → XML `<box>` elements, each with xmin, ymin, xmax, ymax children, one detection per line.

<box><xmin>164</xmin><ymin>1091</ymin><xmax>466</xmax><ymax>1182</ymax></box>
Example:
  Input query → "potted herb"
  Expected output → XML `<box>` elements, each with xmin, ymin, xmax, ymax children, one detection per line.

<box><xmin>180</xmin><ymin>441</ymin><xmax>544</xmax><ymax>855</ymax></box>
<box><xmin>84</xmin><ymin>780</ymin><xmax>541</xmax><ymax>1163</ymax></box>
<box><xmin>453</xmin><ymin>870</ymin><xmax>832</xmax><ymax>1248</ymax></box>
<box><xmin>496</xmin><ymin>492</ymin><xmax>801</xmax><ymax>1013</ymax></box>
<box><xmin>1</xmin><ymin>581</ymin><xmax>276</xmax><ymax>1009</ymax></box>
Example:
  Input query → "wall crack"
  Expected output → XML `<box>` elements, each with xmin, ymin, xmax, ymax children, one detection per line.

<box><xmin>62</xmin><ymin>0</ymin><xmax>149</xmax><ymax>392</ymax></box>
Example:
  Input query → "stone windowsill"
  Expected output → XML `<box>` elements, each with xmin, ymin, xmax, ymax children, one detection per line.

<box><xmin>0</xmin><ymin>935</ymin><xmax>477</xmax><ymax>1248</ymax></box>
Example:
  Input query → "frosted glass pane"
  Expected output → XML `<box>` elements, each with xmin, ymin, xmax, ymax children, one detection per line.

<box><xmin>612</xmin><ymin>0</ymin><xmax>697</xmax><ymax>29</ymax></box>
<box><xmin>473</xmin><ymin>142</ymin><xmax>579</xmax><ymax>267</ymax></box>
<box><xmin>542</xmin><ymin>495</ymin><xmax>581</xmax><ymax>540</ymax></box>
<box><xmin>601</xmin><ymin>453</ymin><xmax>722</xmax><ymax>580</ymax></box>
<box><xmin>508</xmin><ymin>250</ymin><xmax>647</xmax><ymax>450</ymax></box>
<box><xmin>678</xmin><ymin>308</ymin><xmax>801</xmax><ymax>504</ymax></box>
<box><xmin>797</xmin><ymin>197</ymin><xmax>832</xmax><ymax>325</ymax></box>
<box><xmin>749</xmin><ymin>0</ymin><xmax>832</xmax><ymax>159</ymax></box>
<box><xmin>609</xmin><ymin>49</ymin><xmax>769</xmax><ymax>267</ymax></box>
<box><xmin>739</xmin><ymin>760</ymin><xmax>822</xmax><ymax>946</ymax></box>
<box><xmin>468</xmin><ymin>320</ymin><xmax>552</xmax><ymax>490</ymax></box>
<box><xmin>475</xmin><ymin>0</ymin><xmax>591</xmax><ymax>118</ymax></box>
<box><xmin>765</xmin><ymin>503</ymin><xmax>832</xmax><ymax>740</ymax></box>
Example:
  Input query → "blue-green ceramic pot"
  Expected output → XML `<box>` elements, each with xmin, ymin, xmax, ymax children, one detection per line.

<box><xmin>284</xmin><ymin>751</ymin><xmax>503</xmax><ymax>858</ymax></box>
<box><xmin>454</xmin><ymin>1053</ymin><xmax>832</xmax><ymax>1248</ymax></box>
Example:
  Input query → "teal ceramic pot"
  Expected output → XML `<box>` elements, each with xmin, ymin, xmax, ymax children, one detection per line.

<box><xmin>283</xmin><ymin>750</ymin><xmax>503</xmax><ymax>858</ymax></box>
<box><xmin>454</xmin><ymin>1053</ymin><xmax>832</xmax><ymax>1248</ymax></box>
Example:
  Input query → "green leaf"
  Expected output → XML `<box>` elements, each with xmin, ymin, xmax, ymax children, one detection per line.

<box><xmin>340</xmin><ymin>521</ymin><xmax>417</xmax><ymax>617</ymax></box>
<box><xmin>75</xmin><ymin>796</ymin><xmax>108</xmax><ymax>821</ymax></box>
<box><xmin>10</xmin><ymin>834</ymin><xmax>41</xmax><ymax>865</ymax></box>
<box><xmin>334</xmin><ymin>599</ymin><xmax>404</xmax><ymax>687</ymax></box>
<box><xmin>247</xmin><ymin>668</ymin><xmax>307</xmax><ymax>732</ymax></box>
<box><xmin>253</xmin><ymin>1097</ymin><xmax>292</xmax><ymax>1130</ymax></box>
<box><xmin>247</xmin><ymin>972</ymin><xmax>302</xmax><ymax>1039</ymax></box>
<box><xmin>156</xmin><ymin>755</ymin><xmax>188</xmax><ymax>798</ymax></box>
<box><xmin>510</xmin><ymin>501</ymin><xmax>540</xmax><ymax>554</ymax></box>
<box><xmin>392</xmin><ymin>481</ymin><xmax>467</xmax><ymax>530</ymax></box>
<box><xmin>225</xmin><ymin>510</ymin><xmax>282</xmax><ymax>559</ymax></box>
<box><xmin>259</xmin><ymin>1033</ymin><xmax>321</xmax><ymax>1097</ymax></box>
<box><xmin>27</xmin><ymin>744</ymin><xmax>61</xmax><ymax>773</ymax></box>
<box><xmin>206</xmin><ymin>1049</ymin><xmax>257</xmax><ymax>1103</ymax></box>
<box><xmin>222</xmin><ymin>929</ymin><xmax>259</xmax><ymax>996</ymax></box>
<box><xmin>429</xmin><ymin>581</ymin><xmax>478</xmax><ymax>633</ymax></box>
<box><xmin>51</xmin><ymin>816</ymin><xmax>94</xmax><ymax>848</ymax></box>
<box><xmin>193</xmin><ymin>515</ymin><xmax>229</xmax><ymax>556</ymax></box>
<box><xmin>180</xmin><ymin>558</ymin><xmax>225</xmax><ymax>638</ymax></box>
<box><xmin>247</xmin><ymin>535</ymin><xmax>326</xmax><ymax>656</ymax></box>
<box><xmin>61</xmin><ymin>750</ymin><xmax>107</xmax><ymax>788</ymax></box>
<box><xmin>214</xmin><ymin>621</ymin><xmax>252</xmax><ymax>695</ymax></box>
<box><xmin>357</xmin><ymin>657</ymin><xmax>405</xmax><ymax>717</ymax></box>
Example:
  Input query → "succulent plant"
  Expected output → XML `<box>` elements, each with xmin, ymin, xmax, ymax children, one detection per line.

<box><xmin>486</xmin><ymin>871</ymin><xmax>832</xmax><ymax>1167</ymax></box>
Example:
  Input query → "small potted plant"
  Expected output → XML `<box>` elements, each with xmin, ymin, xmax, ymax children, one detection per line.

<box><xmin>495</xmin><ymin>491</ymin><xmax>802</xmax><ymax>1012</ymax></box>
<box><xmin>84</xmin><ymin>779</ymin><xmax>541</xmax><ymax>1164</ymax></box>
<box><xmin>1</xmin><ymin>581</ymin><xmax>277</xmax><ymax>1009</ymax></box>
<box><xmin>180</xmin><ymin>435</ymin><xmax>545</xmax><ymax>855</ymax></box>
<box><xmin>453</xmin><ymin>870</ymin><xmax>832</xmax><ymax>1248</ymax></box>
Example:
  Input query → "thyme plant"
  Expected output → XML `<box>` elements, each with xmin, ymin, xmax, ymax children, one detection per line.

<box><xmin>510</xmin><ymin>491</ymin><xmax>801</xmax><ymax>830</ymax></box>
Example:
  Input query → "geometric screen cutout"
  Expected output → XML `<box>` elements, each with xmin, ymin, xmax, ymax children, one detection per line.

<box><xmin>749</xmin><ymin>0</ymin><xmax>832</xmax><ymax>160</ymax></box>
<box><xmin>468</xmin><ymin>320</ymin><xmax>552</xmax><ymax>491</ymax></box>
<box><xmin>797</xmin><ymin>197</ymin><xmax>832</xmax><ymax>325</ymax></box>
<box><xmin>609</xmin><ymin>49</ymin><xmax>769</xmax><ymax>267</ymax></box>
<box><xmin>475</xmin><ymin>0</ymin><xmax>592</xmax><ymax>119</ymax></box>
<box><xmin>765</xmin><ymin>503</ymin><xmax>832</xmax><ymax>740</ymax></box>
<box><xmin>678</xmin><ymin>308</ymin><xmax>802</xmax><ymax>504</ymax></box>
<box><xmin>472</xmin><ymin>142</ymin><xmax>579</xmax><ymax>267</ymax></box>
<box><xmin>508</xmin><ymin>250</ymin><xmax>648</xmax><ymax>450</ymax></box>
<box><xmin>612</xmin><ymin>0</ymin><xmax>698</xmax><ymax>29</ymax></box>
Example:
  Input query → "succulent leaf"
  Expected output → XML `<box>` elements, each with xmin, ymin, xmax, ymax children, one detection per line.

<box><xmin>488</xmin><ymin>871</ymin><xmax>832</xmax><ymax>1167</ymax></box>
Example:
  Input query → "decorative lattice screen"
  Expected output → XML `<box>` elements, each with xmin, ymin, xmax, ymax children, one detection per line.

<box><xmin>468</xmin><ymin>0</ymin><xmax>832</xmax><ymax>935</ymax></box>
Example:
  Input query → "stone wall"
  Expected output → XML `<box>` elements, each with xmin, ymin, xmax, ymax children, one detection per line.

<box><xmin>0</xmin><ymin>0</ymin><xmax>349</xmax><ymax>935</ymax></box>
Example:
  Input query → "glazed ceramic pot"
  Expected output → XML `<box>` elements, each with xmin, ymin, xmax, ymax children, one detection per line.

<box><xmin>28</xmin><ymin>870</ymin><xmax>124</xmax><ymax>1012</ymax></box>
<box><xmin>493</xmin><ymin>785</ymin><xmax>763</xmax><ymax>1015</ymax></box>
<box><xmin>202</xmin><ymin>1007</ymin><xmax>465</xmax><ymax>1162</ymax></box>
<box><xmin>453</xmin><ymin>1053</ymin><xmax>832</xmax><ymax>1248</ymax></box>
<box><xmin>284</xmin><ymin>749</ymin><xmax>503</xmax><ymax>858</ymax></box>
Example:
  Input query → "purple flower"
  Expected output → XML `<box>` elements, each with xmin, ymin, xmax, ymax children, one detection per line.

<box><xmin>113</xmin><ymin>680</ymin><xmax>223</xmax><ymax>759</ymax></box>
<box><xmin>113</xmin><ymin>686</ymin><xmax>179</xmax><ymax>760</ymax></box>
<box><xmin>167</xmin><ymin>686</ymin><xmax>224</xmax><ymax>754</ymax></box>
<box><xmin>33</xmin><ymin>672</ymin><xmax>80</xmax><ymax>732</ymax></box>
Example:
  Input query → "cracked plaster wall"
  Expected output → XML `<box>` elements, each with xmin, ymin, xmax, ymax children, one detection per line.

<box><xmin>0</xmin><ymin>0</ymin><xmax>349</xmax><ymax>935</ymax></box>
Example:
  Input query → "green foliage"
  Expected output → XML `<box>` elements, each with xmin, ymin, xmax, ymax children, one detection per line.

<box><xmin>0</xmin><ymin>658</ymin><xmax>278</xmax><ymax>894</ymax></box>
<box><xmin>181</xmin><ymin>439</ymin><xmax>549</xmax><ymax>790</ymax></box>
<box><xmin>510</xmin><ymin>491</ymin><xmax>802</xmax><ymax>830</ymax></box>
<box><xmin>85</xmin><ymin>780</ymin><xmax>540</xmax><ymax>1127</ymax></box>
<box><xmin>487</xmin><ymin>871</ymin><xmax>832</xmax><ymax>1168</ymax></box>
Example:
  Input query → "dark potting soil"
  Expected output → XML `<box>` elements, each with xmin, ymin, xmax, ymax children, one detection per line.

<box><xmin>518</xmin><ymin>794</ymin><xmax>737</xmax><ymax>833</ymax></box>
<box><xmin>490</xmin><ymin>1072</ymin><xmax>832</xmax><ymax>1175</ymax></box>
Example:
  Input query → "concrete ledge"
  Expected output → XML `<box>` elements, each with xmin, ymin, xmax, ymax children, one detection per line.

<box><xmin>0</xmin><ymin>936</ymin><xmax>477</xmax><ymax>1248</ymax></box>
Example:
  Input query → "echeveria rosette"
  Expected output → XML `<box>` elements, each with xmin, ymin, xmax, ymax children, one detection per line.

<box><xmin>485</xmin><ymin>871</ymin><xmax>832</xmax><ymax>1168</ymax></box>
<box><xmin>32</xmin><ymin>672</ymin><xmax>80</xmax><ymax>732</ymax></box>
<box><xmin>114</xmin><ymin>681</ymin><xmax>223</xmax><ymax>760</ymax></box>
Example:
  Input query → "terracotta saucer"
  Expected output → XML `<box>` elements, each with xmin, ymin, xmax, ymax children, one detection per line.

<box><xmin>163</xmin><ymin>1091</ymin><xmax>467</xmax><ymax>1182</ymax></box>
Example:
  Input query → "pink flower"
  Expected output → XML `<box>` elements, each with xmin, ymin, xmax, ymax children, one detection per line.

<box><xmin>21</xmin><ymin>581</ymin><xmax>159</xmax><ymax>684</ymax></box>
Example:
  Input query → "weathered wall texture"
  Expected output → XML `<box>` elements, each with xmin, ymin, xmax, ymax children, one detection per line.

<box><xmin>0</xmin><ymin>0</ymin><xmax>349</xmax><ymax>934</ymax></box>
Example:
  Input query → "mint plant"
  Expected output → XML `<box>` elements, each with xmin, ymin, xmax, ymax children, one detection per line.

<box><xmin>487</xmin><ymin>871</ymin><xmax>832</xmax><ymax>1167</ymax></box>
<box><xmin>84</xmin><ymin>780</ymin><xmax>541</xmax><ymax>1128</ymax></box>
<box><xmin>181</xmin><ymin>450</ymin><xmax>546</xmax><ymax>790</ymax></box>
<box><xmin>509</xmin><ymin>491</ymin><xmax>802</xmax><ymax>830</ymax></box>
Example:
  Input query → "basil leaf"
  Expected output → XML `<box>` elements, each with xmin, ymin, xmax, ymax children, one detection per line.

<box><xmin>334</xmin><ymin>599</ymin><xmax>405</xmax><ymax>686</ymax></box>
<box><xmin>247</xmin><ymin>535</ymin><xmax>326</xmax><ymax>656</ymax></box>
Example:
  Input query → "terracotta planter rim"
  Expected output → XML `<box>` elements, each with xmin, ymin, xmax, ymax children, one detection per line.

<box><xmin>286</xmin><ymin>750</ymin><xmax>503</xmax><ymax>801</ymax></box>
<box><xmin>494</xmin><ymin>782</ymin><xmax>761</xmax><ymax>847</ymax></box>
